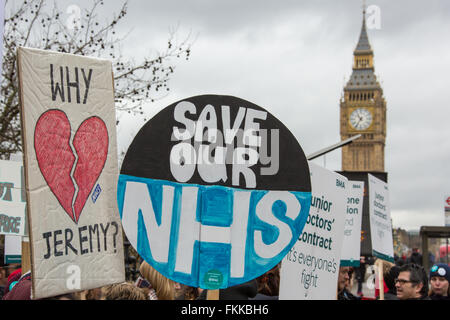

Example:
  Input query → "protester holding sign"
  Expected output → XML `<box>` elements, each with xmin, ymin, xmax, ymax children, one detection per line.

<box><xmin>428</xmin><ymin>263</ymin><xmax>450</xmax><ymax>300</ymax></box>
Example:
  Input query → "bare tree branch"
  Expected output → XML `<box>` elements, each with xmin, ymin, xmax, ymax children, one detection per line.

<box><xmin>0</xmin><ymin>0</ymin><xmax>193</xmax><ymax>159</ymax></box>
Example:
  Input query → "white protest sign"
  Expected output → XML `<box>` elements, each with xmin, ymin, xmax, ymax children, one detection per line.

<box><xmin>118</xmin><ymin>95</ymin><xmax>312</xmax><ymax>289</ymax></box>
<box><xmin>368</xmin><ymin>174</ymin><xmax>394</xmax><ymax>262</ymax></box>
<box><xmin>279</xmin><ymin>162</ymin><xmax>348</xmax><ymax>300</ymax></box>
<box><xmin>0</xmin><ymin>0</ymin><xmax>4</xmax><ymax>85</ymax></box>
<box><xmin>0</xmin><ymin>159</ymin><xmax>26</xmax><ymax>236</ymax></box>
<box><xmin>18</xmin><ymin>47</ymin><xmax>125</xmax><ymax>299</ymax></box>
<box><xmin>4</xmin><ymin>235</ymin><xmax>22</xmax><ymax>264</ymax></box>
<box><xmin>340</xmin><ymin>181</ymin><xmax>364</xmax><ymax>266</ymax></box>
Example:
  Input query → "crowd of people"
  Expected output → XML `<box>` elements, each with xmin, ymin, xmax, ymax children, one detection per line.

<box><xmin>1</xmin><ymin>255</ymin><xmax>448</xmax><ymax>300</ymax></box>
<box><xmin>0</xmin><ymin>259</ymin><xmax>279</xmax><ymax>300</ymax></box>
<box><xmin>337</xmin><ymin>256</ymin><xmax>450</xmax><ymax>300</ymax></box>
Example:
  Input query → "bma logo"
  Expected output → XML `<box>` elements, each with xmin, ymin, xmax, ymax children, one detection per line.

<box><xmin>118</xmin><ymin>95</ymin><xmax>312</xmax><ymax>289</ymax></box>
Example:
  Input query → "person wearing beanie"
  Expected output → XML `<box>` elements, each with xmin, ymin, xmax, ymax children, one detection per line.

<box><xmin>429</xmin><ymin>263</ymin><xmax>450</xmax><ymax>300</ymax></box>
<box><xmin>2</xmin><ymin>270</ymin><xmax>32</xmax><ymax>300</ymax></box>
<box><xmin>2</xmin><ymin>268</ymin><xmax>22</xmax><ymax>297</ymax></box>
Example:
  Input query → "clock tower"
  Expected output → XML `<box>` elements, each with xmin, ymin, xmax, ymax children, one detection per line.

<box><xmin>340</xmin><ymin>9</ymin><xmax>386</xmax><ymax>172</ymax></box>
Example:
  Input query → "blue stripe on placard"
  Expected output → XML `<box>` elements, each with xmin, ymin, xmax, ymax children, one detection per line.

<box><xmin>118</xmin><ymin>174</ymin><xmax>311</xmax><ymax>289</ymax></box>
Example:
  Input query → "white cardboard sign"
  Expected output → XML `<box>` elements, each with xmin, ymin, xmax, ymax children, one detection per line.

<box><xmin>4</xmin><ymin>235</ymin><xmax>22</xmax><ymax>264</ymax></box>
<box><xmin>340</xmin><ymin>181</ymin><xmax>364</xmax><ymax>266</ymax></box>
<box><xmin>368</xmin><ymin>174</ymin><xmax>394</xmax><ymax>262</ymax></box>
<box><xmin>0</xmin><ymin>159</ymin><xmax>26</xmax><ymax>236</ymax></box>
<box><xmin>279</xmin><ymin>163</ymin><xmax>348</xmax><ymax>300</ymax></box>
<box><xmin>0</xmin><ymin>0</ymin><xmax>5</xmax><ymax>85</ymax></box>
<box><xmin>18</xmin><ymin>47</ymin><xmax>125</xmax><ymax>299</ymax></box>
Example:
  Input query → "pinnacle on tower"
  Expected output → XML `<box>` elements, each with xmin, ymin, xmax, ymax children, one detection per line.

<box><xmin>355</xmin><ymin>8</ymin><xmax>373</xmax><ymax>53</ymax></box>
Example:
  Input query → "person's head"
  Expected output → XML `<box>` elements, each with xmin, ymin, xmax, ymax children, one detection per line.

<box><xmin>84</xmin><ymin>287</ymin><xmax>103</xmax><ymax>300</ymax></box>
<box><xmin>139</xmin><ymin>260</ymin><xmax>176</xmax><ymax>300</ymax></box>
<box><xmin>395</xmin><ymin>263</ymin><xmax>428</xmax><ymax>300</ymax></box>
<box><xmin>338</xmin><ymin>267</ymin><xmax>351</xmax><ymax>292</ymax></box>
<box><xmin>104</xmin><ymin>282</ymin><xmax>147</xmax><ymax>300</ymax></box>
<box><xmin>0</xmin><ymin>267</ymin><xmax>7</xmax><ymax>285</ymax></box>
<box><xmin>42</xmin><ymin>293</ymin><xmax>79</xmax><ymax>300</ymax></box>
<box><xmin>429</xmin><ymin>263</ymin><xmax>450</xmax><ymax>297</ymax></box>
<box><xmin>175</xmin><ymin>284</ymin><xmax>202</xmax><ymax>300</ymax></box>
<box><xmin>345</xmin><ymin>267</ymin><xmax>354</xmax><ymax>290</ymax></box>
<box><xmin>256</xmin><ymin>264</ymin><xmax>280</xmax><ymax>296</ymax></box>
<box><xmin>384</xmin><ymin>265</ymin><xmax>400</xmax><ymax>293</ymax></box>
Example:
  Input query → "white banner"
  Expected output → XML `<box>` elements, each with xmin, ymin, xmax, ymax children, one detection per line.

<box><xmin>279</xmin><ymin>163</ymin><xmax>348</xmax><ymax>300</ymax></box>
<box><xmin>4</xmin><ymin>235</ymin><xmax>22</xmax><ymax>264</ymax></box>
<box><xmin>340</xmin><ymin>181</ymin><xmax>364</xmax><ymax>266</ymax></box>
<box><xmin>0</xmin><ymin>160</ymin><xmax>26</xmax><ymax>236</ymax></box>
<box><xmin>0</xmin><ymin>0</ymin><xmax>5</xmax><ymax>85</ymax></box>
<box><xmin>18</xmin><ymin>47</ymin><xmax>125</xmax><ymax>299</ymax></box>
<box><xmin>368</xmin><ymin>174</ymin><xmax>394</xmax><ymax>262</ymax></box>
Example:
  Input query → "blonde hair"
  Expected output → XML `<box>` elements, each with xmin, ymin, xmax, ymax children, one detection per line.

<box><xmin>139</xmin><ymin>261</ymin><xmax>176</xmax><ymax>300</ymax></box>
<box><xmin>104</xmin><ymin>282</ymin><xmax>147</xmax><ymax>300</ymax></box>
<box><xmin>381</xmin><ymin>260</ymin><xmax>395</xmax><ymax>277</ymax></box>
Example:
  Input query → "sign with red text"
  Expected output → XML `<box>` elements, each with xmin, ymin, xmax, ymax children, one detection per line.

<box><xmin>18</xmin><ymin>47</ymin><xmax>124</xmax><ymax>299</ymax></box>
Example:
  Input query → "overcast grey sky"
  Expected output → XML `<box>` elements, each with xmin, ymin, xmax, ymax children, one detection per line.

<box><xmin>18</xmin><ymin>0</ymin><xmax>450</xmax><ymax>231</ymax></box>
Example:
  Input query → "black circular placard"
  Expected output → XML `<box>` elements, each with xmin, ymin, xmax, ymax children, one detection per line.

<box><xmin>121</xmin><ymin>95</ymin><xmax>310</xmax><ymax>192</ymax></box>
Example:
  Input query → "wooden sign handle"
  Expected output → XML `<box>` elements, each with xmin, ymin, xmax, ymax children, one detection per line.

<box><xmin>207</xmin><ymin>289</ymin><xmax>220</xmax><ymax>300</ymax></box>
<box><xmin>21</xmin><ymin>240</ymin><xmax>31</xmax><ymax>275</ymax></box>
<box><xmin>376</xmin><ymin>259</ymin><xmax>385</xmax><ymax>300</ymax></box>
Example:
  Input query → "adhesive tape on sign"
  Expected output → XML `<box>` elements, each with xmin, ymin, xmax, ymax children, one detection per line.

<box><xmin>117</xmin><ymin>95</ymin><xmax>312</xmax><ymax>289</ymax></box>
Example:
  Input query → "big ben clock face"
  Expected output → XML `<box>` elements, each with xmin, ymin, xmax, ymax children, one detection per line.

<box><xmin>349</xmin><ymin>108</ymin><xmax>372</xmax><ymax>130</ymax></box>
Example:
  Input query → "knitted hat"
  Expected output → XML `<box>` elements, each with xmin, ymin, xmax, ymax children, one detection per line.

<box><xmin>429</xmin><ymin>263</ymin><xmax>450</xmax><ymax>283</ymax></box>
<box><xmin>4</xmin><ymin>268</ymin><xmax>22</xmax><ymax>295</ymax></box>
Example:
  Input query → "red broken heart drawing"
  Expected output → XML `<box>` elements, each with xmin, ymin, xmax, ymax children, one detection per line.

<box><xmin>34</xmin><ymin>109</ymin><xmax>109</xmax><ymax>224</ymax></box>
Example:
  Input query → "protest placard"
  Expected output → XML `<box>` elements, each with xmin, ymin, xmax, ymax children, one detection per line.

<box><xmin>368</xmin><ymin>174</ymin><xmax>394</xmax><ymax>262</ymax></box>
<box><xmin>0</xmin><ymin>160</ymin><xmax>26</xmax><ymax>236</ymax></box>
<box><xmin>340</xmin><ymin>181</ymin><xmax>364</xmax><ymax>266</ymax></box>
<box><xmin>18</xmin><ymin>47</ymin><xmax>124</xmax><ymax>299</ymax></box>
<box><xmin>279</xmin><ymin>162</ymin><xmax>348</xmax><ymax>300</ymax></box>
<box><xmin>4</xmin><ymin>235</ymin><xmax>21</xmax><ymax>264</ymax></box>
<box><xmin>118</xmin><ymin>95</ymin><xmax>312</xmax><ymax>290</ymax></box>
<box><xmin>0</xmin><ymin>0</ymin><xmax>4</xmax><ymax>85</ymax></box>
